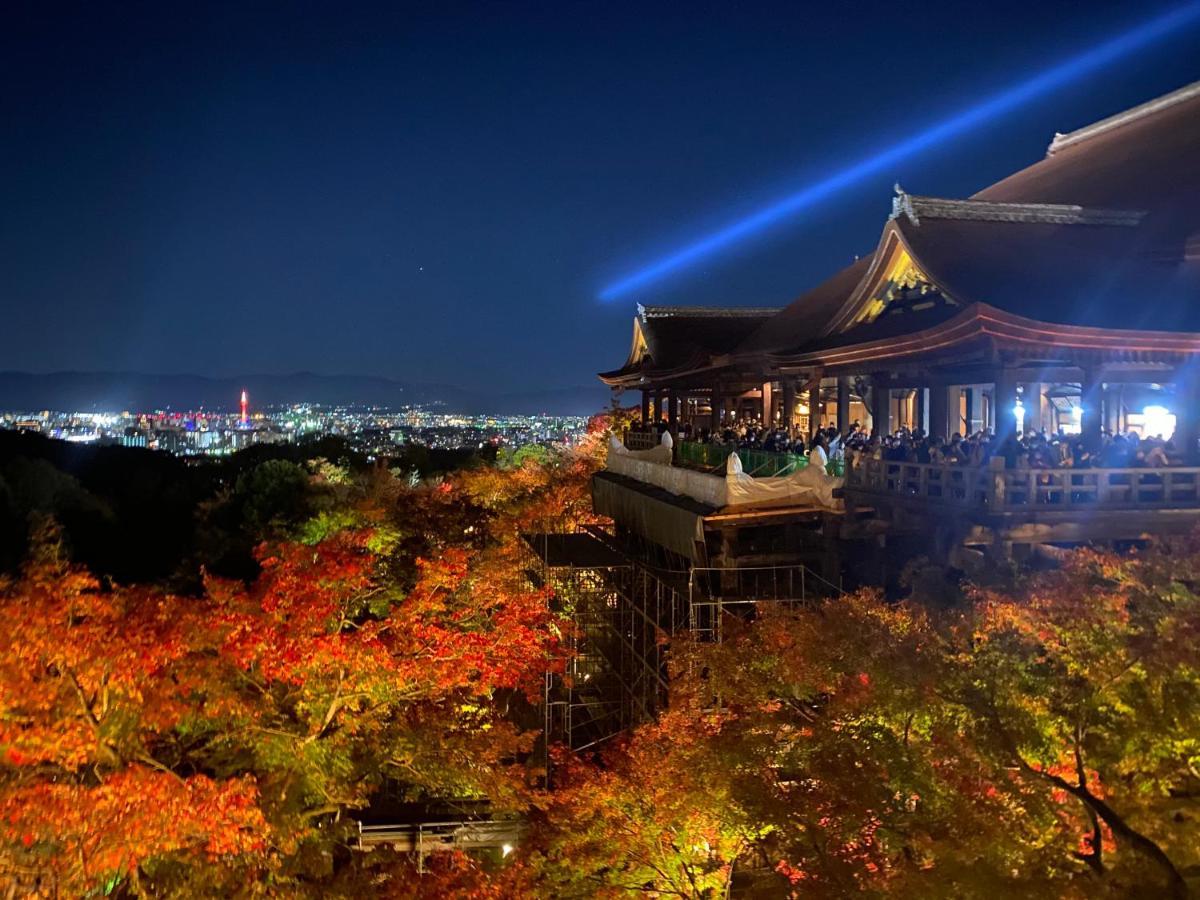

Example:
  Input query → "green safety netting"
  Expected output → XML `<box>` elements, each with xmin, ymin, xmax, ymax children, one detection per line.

<box><xmin>677</xmin><ymin>441</ymin><xmax>844</xmax><ymax>478</ymax></box>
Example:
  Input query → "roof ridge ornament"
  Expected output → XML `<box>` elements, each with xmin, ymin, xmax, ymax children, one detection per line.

<box><xmin>891</xmin><ymin>187</ymin><xmax>1145</xmax><ymax>227</ymax></box>
<box><xmin>891</xmin><ymin>184</ymin><xmax>919</xmax><ymax>225</ymax></box>
<box><xmin>1047</xmin><ymin>79</ymin><xmax>1200</xmax><ymax>156</ymax></box>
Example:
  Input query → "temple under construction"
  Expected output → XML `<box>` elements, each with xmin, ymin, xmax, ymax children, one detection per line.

<box><xmin>533</xmin><ymin>80</ymin><xmax>1200</xmax><ymax>750</ymax></box>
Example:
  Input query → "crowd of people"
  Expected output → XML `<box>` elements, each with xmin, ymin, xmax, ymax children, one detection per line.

<box><xmin>639</xmin><ymin>418</ymin><xmax>1184</xmax><ymax>470</ymax></box>
<box><xmin>845</xmin><ymin>425</ymin><xmax>1178</xmax><ymax>469</ymax></box>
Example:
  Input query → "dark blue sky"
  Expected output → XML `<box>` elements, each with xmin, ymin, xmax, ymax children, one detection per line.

<box><xmin>4</xmin><ymin>1</ymin><xmax>1200</xmax><ymax>393</ymax></box>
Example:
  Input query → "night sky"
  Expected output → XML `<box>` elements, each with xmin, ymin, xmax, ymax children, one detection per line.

<box><xmin>4</xmin><ymin>1</ymin><xmax>1200</xmax><ymax>395</ymax></box>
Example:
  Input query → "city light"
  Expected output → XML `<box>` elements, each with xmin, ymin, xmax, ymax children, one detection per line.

<box><xmin>598</xmin><ymin>1</ymin><xmax>1200</xmax><ymax>301</ymax></box>
<box><xmin>0</xmin><ymin>402</ymin><xmax>589</xmax><ymax>458</ymax></box>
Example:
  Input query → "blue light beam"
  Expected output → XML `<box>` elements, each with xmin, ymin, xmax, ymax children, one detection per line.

<box><xmin>599</xmin><ymin>2</ymin><xmax>1200</xmax><ymax>301</ymax></box>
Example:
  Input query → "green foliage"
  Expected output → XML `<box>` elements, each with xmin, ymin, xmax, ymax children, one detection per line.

<box><xmin>233</xmin><ymin>459</ymin><xmax>313</xmax><ymax>534</ymax></box>
<box><xmin>497</xmin><ymin>443</ymin><xmax>553</xmax><ymax>470</ymax></box>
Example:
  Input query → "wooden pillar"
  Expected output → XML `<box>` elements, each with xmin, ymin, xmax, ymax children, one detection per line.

<box><xmin>946</xmin><ymin>386</ymin><xmax>961</xmax><ymax>435</ymax></box>
<box><xmin>993</xmin><ymin>370</ymin><xmax>1019</xmax><ymax>443</ymax></box>
<box><xmin>871</xmin><ymin>376</ymin><xmax>890</xmax><ymax>437</ymax></box>
<box><xmin>782</xmin><ymin>381</ymin><xmax>796</xmax><ymax>437</ymax></box>
<box><xmin>808</xmin><ymin>377</ymin><xmax>822</xmax><ymax>440</ymax></box>
<box><xmin>1080</xmin><ymin>367</ymin><xmax>1103</xmax><ymax>452</ymax></box>
<box><xmin>1176</xmin><ymin>366</ymin><xmax>1200</xmax><ymax>464</ymax></box>
<box><xmin>1027</xmin><ymin>382</ymin><xmax>1046</xmax><ymax>434</ymax></box>
<box><xmin>913</xmin><ymin>388</ymin><xmax>926</xmax><ymax>433</ymax></box>
<box><xmin>1104</xmin><ymin>385</ymin><xmax>1121</xmax><ymax>436</ymax></box>
<box><xmin>761</xmin><ymin>381</ymin><xmax>772</xmax><ymax>426</ymax></box>
<box><xmin>710</xmin><ymin>383</ymin><xmax>722</xmax><ymax>434</ymax></box>
<box><xmin>930</xmin><ymin>384</ymin><xmax>950</xmax><ymax>442</ymax></box>
<box><xmin>668</xmin><ymin>390</ymin><xmax>679</xmax><ymax>438</ymax></box>
<box><xmin>962</xmin><ymin>388</ymin><xmax>977</xmax><ymax>435</ymax></box>
<box><xmin>640</xmin><ymin>390</ymin><xmax>650</xmax><ymax>423</ymax></box>
<box><xmin>836</xmin><ymin>376</ymin><xmax>851</xmax><ymax>432</ymax></box>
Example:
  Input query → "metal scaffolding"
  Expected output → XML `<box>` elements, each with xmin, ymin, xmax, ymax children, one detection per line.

<box><xmin>524</xmin><ymin>529</ymin><xmax>842</xmax><ymax>761</ymax></box>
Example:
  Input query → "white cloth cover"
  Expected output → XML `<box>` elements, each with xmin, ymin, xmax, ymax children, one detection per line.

<box><xmin>609</xmin><ymin>433</ymin><xmax>672</xmax><ymax>466</ymax></box>
<box><xmin>724</xmin><ymin>452</ymin><xmax>843</xmax><ymax>509</ymax></box>
<box><xmin>606</xmin><ymin>440</ymin><xmax>843</xmax><ymax>511</ymax></box>
<box><xmin>606</xmin><ymin>442</ymin><xmax>727</xmax><ymax>506</ymax></box>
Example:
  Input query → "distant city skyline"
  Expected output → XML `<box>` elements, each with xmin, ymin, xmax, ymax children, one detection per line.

<box><xmin>0</xmin><ymin>370</ymin><xmax>608</xmax><ymax>417</ymax></box>
<box><xmin>2</xmin><ymin>401</ymin><xmax>589</xmax><ymax>459</ymax></box>
<box><xmin>5</xmin><ymin>1</ymin><xmax>1200</xmax><ymax>393</ymax></box>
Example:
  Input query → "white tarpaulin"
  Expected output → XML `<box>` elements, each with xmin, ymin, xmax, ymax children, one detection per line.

<box><xmin>606</xmin><ymin>433</ymin><xmax>725</xmax><ymax>507</ymax></box>
<box><xmin>723</xmin><ymin>452</ymin><xmax>843</xmax><ymax>509</ymax></box>
<box><xmin>606</xmin><ymin>436</ymin><xmax>842</xmax><ymax>511</ymax></box>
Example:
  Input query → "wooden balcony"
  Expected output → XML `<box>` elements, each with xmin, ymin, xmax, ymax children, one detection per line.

<box><xmin>846</xmin><ymin>458</ymin><xmax>1200</xmax><ymax>513</ymax></box>
<box><xmin>843</xmin><ymin>457</ymin><xmax>1200</xmax><ymax>550</ymax></box>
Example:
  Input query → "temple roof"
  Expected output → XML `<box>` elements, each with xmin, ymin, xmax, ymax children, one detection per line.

<box><xmin>979</xmin><ymin>80</ymin><xmax>1200</xmax><ymax>213</ymax></box>
<box><xmin>599</xmin><ymin>304</ymin><xmax>779</xmax><ymax>385</ymax></box>
<box><xmin>601</xmin><ymin>80</ymin><xmax>1200</xmax><ymax>384</ymax></box>
<box><xmin>891</xmin><ymin>213</ymin><xmax>1200</xmax><ymax>333</ymax></box>
<box><xmin>735</xmin><ymin>257</ymin><xmax>871</xmax><ymax>355</ymax></box>
<box><xmin>736</xmin><ymin>80</ymin><xmax>1200</xmax><ymax>361</ymax></box>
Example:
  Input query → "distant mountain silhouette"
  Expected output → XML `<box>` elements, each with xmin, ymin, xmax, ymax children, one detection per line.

<box><xmin>0</xmin><ymin>371</ymin><xmax>610</xmax><ymax>417</ymax></box>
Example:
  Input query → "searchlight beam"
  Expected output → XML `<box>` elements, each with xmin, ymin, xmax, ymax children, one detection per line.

<box><xmin>599</xmin><ymin>2</ymin><xmax>1200</xmax><ymax>301</ymax></box>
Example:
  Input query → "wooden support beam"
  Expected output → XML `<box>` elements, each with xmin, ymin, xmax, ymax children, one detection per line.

<box><xmin>836</xmin><ymin>376</ymin><xmax>851</xmax><ymax>432</ymax></box>
<box><xmin>962</xmin><ymin>387</ymin><xmax>978</xmax><ymax>435</ymax></box>
<box><xmin>871</xmin><ymin>375</ymin><xmax>890</xmax><ymax>437</ymax></box>
<box><xmin>1177</xmin><ymin>367</ymin><xmax>1200</xmax><ymax>465</ymax></box>
<box><xmin>928</xmin><ymin>384</ymin><xmax>949</xmax><ymax>442</ymax></box>
<box><xmin>1080</xmin><ymin>367</ymin><xmax>1103</xmax><ymax>452</ymax></box>
<box><xmin>782</xmin><ymin>381</ymin><xmax>796</xmax><ymax>438</ymax></box>
<box><xmin>808</xmin><ymin>378</ymin><xmax>822</xmax><ymax>440</ymax></box>
<box><xmin>993</xmin><ymin>369</ymin><xmax>1019</xmax><ymax>443</ymax></box>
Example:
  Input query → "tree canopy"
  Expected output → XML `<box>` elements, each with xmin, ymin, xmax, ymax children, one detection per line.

<box><xmin>2</xmin><ymin>415</ymin><xmax>1198</xmax><ymax>897</ymax></box>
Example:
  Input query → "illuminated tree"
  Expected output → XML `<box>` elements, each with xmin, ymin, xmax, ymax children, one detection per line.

<box><xmin>514</xmin><ymin>541</ymin><xmax>1200</xmax><ymax>898</ymax></box>
<box><xmin>0</xmin><ymin>507</ymin><xmax>566</xmax><ymax>894</ymax></box>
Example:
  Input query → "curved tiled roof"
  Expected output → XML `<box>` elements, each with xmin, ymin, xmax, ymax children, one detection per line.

<box><xmin>732</xmin><ymin>80</ymin><xmax>1200</xmax><ymax>359</ymax></box>
<box><xmin>734</xmin><ymin>256</ymin><xmax>872</xmax><ymax>355</ymax></box>
<box><xmin>600</xmin><ymin>305</ymin><xmax>779</xmax><ymax>384</ymax></box>
<box><xmin>599</xmin><ymin>81</ymin><xmax>1200</xmax><ymax>384</ymax></box>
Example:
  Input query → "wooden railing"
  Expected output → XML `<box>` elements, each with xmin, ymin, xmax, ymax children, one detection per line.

<box><xmin>622</xmin><ymin>429</ymin><xmax>661</xmax><ymax>451</ymax></box>
<box><xmin>846</xmin><ymin>458</ymin><xmax>1200</xmax><ymax>513</ymax></box>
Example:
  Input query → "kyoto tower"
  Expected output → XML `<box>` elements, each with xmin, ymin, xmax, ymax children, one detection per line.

<box><xmin>239</xmin><ymin>389</ymin><xmax>249</xmax><ymax>426</ymax></box>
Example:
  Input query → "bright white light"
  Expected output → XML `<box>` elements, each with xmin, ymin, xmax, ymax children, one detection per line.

<box><xmin>1053</xmin><ymin>404</ymin><xmax>1083</xmax><ymax>435</ymax></box>
<box><xmin>1013</xmin><ymin>399</ymin><xmax>1025</xmax><ymax>433</ymax></box>
<box><xmin>1141</xmin><ymin>405</ymin><xmax>1176</xmax><ymax>439</ymax></box>
<box><xmin>501</xmin><ymin>843</ymin><xmax>514</xmax><ymax>857</ymax></box>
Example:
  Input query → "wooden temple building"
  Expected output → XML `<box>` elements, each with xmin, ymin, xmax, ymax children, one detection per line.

<box><xmin>595</xmin><ymin>80</ymin><xmax>1200</xmax><ymax>568</ymax></box>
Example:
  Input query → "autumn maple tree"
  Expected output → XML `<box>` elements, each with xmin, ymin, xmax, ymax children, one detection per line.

<box><xmin>0</xmin><ymin>494</ymin><xmax>567</xmax><ymax>894</ymax></box>
<box><xmin>507</xmin><ymin>541</ymin><xmax>1200</xmax><ymax>898</ymax></box>
<box><xmin>7</xmin><ymin>420</ymin><xmax>1196</xmax><ymax>898</ymax></box>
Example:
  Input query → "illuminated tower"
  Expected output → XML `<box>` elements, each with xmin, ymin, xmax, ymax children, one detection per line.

<box><xmin>240</xmin><ymin>389</ymin><xmax>249</xmax><ymax>426</ymax></box>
